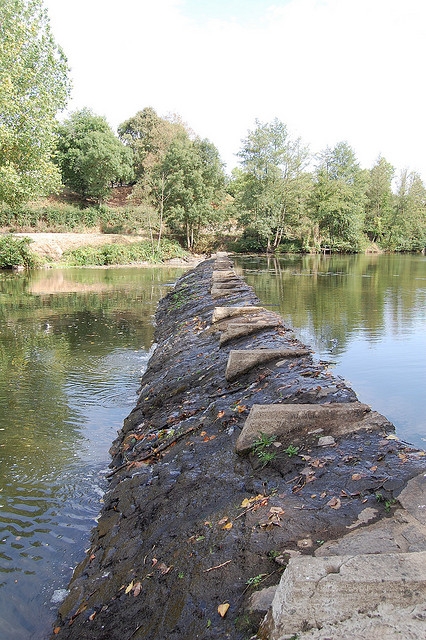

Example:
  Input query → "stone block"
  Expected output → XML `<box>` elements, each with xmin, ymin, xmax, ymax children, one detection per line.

<box><xmin>225</xmin><ymin>348</ymin><xmax>311</xmax><ymax>382</ymax></box>
<box><xmin>212</xmin><ymin>306</ymin><xmax>266</xmax><ymax>323</ymax></box>
<box><xmin>236</xmin><ymin>402</ymin><xmax>390</xmax><ymax>453</ymax></box>
<box><xmin>263</xmin><ymin>551</ymin><xmax>426</xmax><ymax>639</ymax></box>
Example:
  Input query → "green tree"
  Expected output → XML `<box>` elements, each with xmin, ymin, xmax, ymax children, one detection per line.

<box><xmin>235</xmin><ymin>118</ymin><xmax>311</xmax><ymax>251</ymax></box>
<box><xmin>364</xmin><ymin>156</ymin><xmax>395</xmax><ymax>243</ymax></box>
<box><xmin>310</xmin><ymin>142</ymin><xmax>368</xmax><ymax>251</ymax></box>
<box><xmin>0</xmin><ymin>0</ymin><xmax>70</xmax><ymax>207</ymax></box>
<box><xmin>55</xmin><ymin>109</ymin><xmax>134</xmax><ymax>201</ymax></box>
<box><xmin>160</xmin><ymin>136</ymin><xmax>225</xmax><ymax>250</ymax></box>
<box><xmin>118</xmin><ymin>107</ymin><xmax>187</xmax><ymax>180</ymax></box>
<box><xmin>386</xmin><ymin>169</ymin><xmax>426</xmax><ymax>250</ymax></box>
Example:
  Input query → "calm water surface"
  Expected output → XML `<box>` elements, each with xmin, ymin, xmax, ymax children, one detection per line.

<box><xmin>0</xmin><ymin>266</ymin><xmax>186</xmax><ymax>640</ymax></box>
<box><xmin>234</xmin><ymin>253</ymin><xmax>426</xmax><ymax>449</ymax></box>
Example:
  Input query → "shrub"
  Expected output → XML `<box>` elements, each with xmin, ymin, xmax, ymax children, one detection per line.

<box><xmin>0</xmin><ymin>235</ymin><xmax>39</xmax><ymax>269</ymax></box>
<box><xmin>63</xmin><ymin>239</ymin><xmax>188</xmax><ymax>266</ymax></box>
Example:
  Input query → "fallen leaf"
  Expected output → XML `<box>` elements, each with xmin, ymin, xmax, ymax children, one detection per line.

<box><xmin>327</xmin><ymin>497</ymin><xmax>341</xmax><ymax>509</ymax></box>
<box><xmin>370</xmin><ymin>465</ymin><xmax>378</xmax><ymax>472</ymax></box>
<box><xmin>236</xmin><ymin>404</ymin><xmax>247</xmax><ymax>413</ymax></box>
<box><xmin>218</xmin><ymin>603</ymin><xmax>230</xmax><ymax>618</ymax></box>
<box><xmin>133</xmin><ymin>582</ymin><xmax>142</xmax><ymax>596</ymax></box>
<box><xmin>125</xmin><ymin>580</ymin><xmax>134</xmax><ymax>594</ymax></box>
<box><xmin>217</xmin><ymin>411</ymin><xmax>225</xmax><ymax>419</ymax></box>
<box><xmin>218</xmin><ymin>517</ymin><xmax>228</xmax><ymax>526</ymax></box>
<box><xmin>53</xmin><ymin>627</ymin><xmax>61</xmax><ymax>635</ymax></box>
<box><xmin>386</xmin><ymin>434</ymin><xmax>399</xmax><ymax>440</ymax></box>
<box><xmin>240</xmin><ymin>498</ymin><xmax>251</xmax><ymax>508</ymax></box>
<box><xmin>351</xmin><ymin>473</ymin><xmax>363</xmax><ymax>481</ymax></box>
<box><xmin>269</xmin><ymin>506</ymin><xmax>285</xmax><ymax>517</ymax></box>
<box><xmin>222</xmin><ymin>522</ymin><xmax>233</xmax><ymax>530</ymax></box>
<box><xmin>152</xmin><ymin>558</ymin><xmax>158</xmax><ymax>566</ymax></box>
<box><xmin>157</xmin><ymin>562</ymin><xmax>172</xmax><ymax>575</ymax></box>
<box><xmin>88</xmin><ymin>612</ymin><xmax>96</xmax><ymax>621</ymax></box>
<box><xmin>200</xmin><ymin>431</ymin><xmax>207</xmax><ymax>437</ymax></box>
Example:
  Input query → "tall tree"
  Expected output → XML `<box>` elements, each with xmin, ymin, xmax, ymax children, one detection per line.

<box><xmin>387</xmin><ymin>169</ymin><xmax>426</xmax><ymax>250</ymax></box>
<box><xmin>118</xmin><ymin>108</ymin><xmax>187</xmax><ymax>180</ymax></box>
<box><xmin>310</xmin><ymin>142</ymin><xmax>368</xmax><ymax>251</ymax></box>
<box><xmin>364</xmin><ymin>156</ymin><xmax>395</xmax><ymax>243</ymax></box>
<box><xmin>55</xmin><ymin>109</ymin><xmax>134</xmax><ymax>201</ymax></box>
<box><xmin>160</xmin><ymin>136</ymin><xmax>225</xmax><ymax>250</ymax></box>
<box><xmin>0</xmin><ymin>0</ymin><xmax>70</xmax><ymax>207</ymax></box>
<box><xmin>235</xmin><ymin>118</ymin><xmax>311</xmax><ymax>251</ymax></box>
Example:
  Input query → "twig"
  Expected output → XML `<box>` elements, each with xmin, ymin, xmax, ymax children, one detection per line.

<box><xmin>106</xmin><ymin>426</ymin><xmax>199</xmax><ymax>478</ymax></box>
<box><xmin>203</xmin><ymin>560</ymin><xmax>232</xmax><ymax>573</ymax></box>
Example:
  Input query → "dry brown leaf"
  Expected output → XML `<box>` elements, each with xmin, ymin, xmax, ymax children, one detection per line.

<box><xmin>157</xmin><ymin>562</ymin><xmax>172</xmax><ymax>575</ymax></box>
<box><xmin>218</xmin><ymin>602</ymin><xmax>230</xmax><ymax>618</ymax></box>
<box><xmin>236</xmin><ymin>404</ymin><xmax>247</xmax><ymax>413</ymax></box>
<box><xmin>53</xmin><ymin>628</ymin><xmax>61</xmax><ymax>635</ymax></box>
<box><xmin>151</xmin><ymin>558</ymin><xmax>158</xmax><ymax>566</ymax></box>
<box><xmin>218</xmin><ymin>517</ymin><xmax>228</xmax><ymax>526</ymax></box>
<box><xmin>370</xmin><ymin>465</ymin><xmax>378</xmax><ymax>472</ymax></box>
<box><xmin>88</xmin><ymin>612</ymin><xmax>96</xmax><ymax>621</ymax></box>
<box><xmin>351</xmin><ymin>473</ymin><xmax>363</xmax><ymax>481</ymax></box>
<box><xmin>217</xmin><ymin>411</ymin><xmax>225</xmax><ymax>419</ymax></box>
<box><xmin>327</xmin><ymin>497</ymin><xmax>341</xmax><ymax>509</ymax></box>
<box><xmin>222</xmin><ymin>522</ymin><xmax>233</xmax><ymax>530</ymax></box>
<box><xmin>125</xmin><ymin>580</ymin><xmax>134</xmax><ymax>594</ymax></box>
<box><xmin>133</xmin><ymin>582</ymin><xmax>142</xmax><ymax>597</ymax></box>
<box><xmin>269</xmin><ymin>506</ymin><xmax>285</xmax><ymax>517</ymax></box>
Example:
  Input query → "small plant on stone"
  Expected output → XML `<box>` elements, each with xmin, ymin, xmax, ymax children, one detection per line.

<box><xmin>284</xmin><ymin>444</ymin><xmax>299</xmax><ymax>457</ymax></box>
<box><xmin>252</xmin><ymin>432</ymin><xmax>277</xmax><ymax>467</ymax></box>
<box><xmin>245</xmin><ymin>573</ymin><xmax>267</xmax><ymax>589</ymax></box>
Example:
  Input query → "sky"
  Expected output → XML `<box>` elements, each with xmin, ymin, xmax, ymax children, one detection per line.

<box><xmin>44</xmin><ymin>0</ymin><xmax>426</xmax><ymax>179</ymax></box>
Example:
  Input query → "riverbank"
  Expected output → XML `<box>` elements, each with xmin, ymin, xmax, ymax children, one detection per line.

<box><xmin>51</xmin><ymin>255</ymin><xmax>426</xmax><ymax>639</ymax></box>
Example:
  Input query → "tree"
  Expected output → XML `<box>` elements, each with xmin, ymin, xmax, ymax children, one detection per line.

<box><xmin>55</xmin><ymin>109</ymin><xmax>134</xmax><ymax>201</ymax></box>
<box><xmin>118</xmin><ymin>107</ymin><xmax>187</xmax><ymax>180</ymax></box>
<box><xmin>364</xmin><ymin>156</ymin><xmax>395</xmax><ymax>243</ymax></box>
<box><xmin>310</xmin><ymin>142</ymin><xmax>368</xmax><ymax>251</ymax></box>
<box><xmin>160</xmin><ymin>136</ymin><xmax>225</xmax><ymax>250</ymax></box>
<box><xmin>0</xmin><ymin>0</ymin><xmax>70</xmax><ymax>207</ymax></box>
<box><xmin>387</xmin><ymin>169</ymin><xmax>426</xmax><ymax>250</ymax></box>
<box><xmin>235</xmin><ymin>119</ymin><xmax>311</xmax><ymax>251</ymax></box>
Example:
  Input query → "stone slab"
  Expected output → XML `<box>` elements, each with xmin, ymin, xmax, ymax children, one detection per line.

<box><xmin>212</xmin><ymin>306</ymin><xmax>267</xmax><ymax>323</ymax></box>
<box><xmin>397</xmin><ymin>471</ymin><xmax>426</xmax><ymax>525</ymax></box>
<box><xmin>211</xmin><ymin>270</ymin><xmax>236</xmax><ymax>281</ymax></box>
<box><xmin>263</xmin><ymin>551</ymin><xmax>426</xmax><ymax>639</ymax></box>
<box><xmin>236</xmin><ymin>402</ymin><xmax>390</xmax><ymax>453</ymax></box>
<box><xmin>226</xmin><ymin>348</ymin><xmax>311</xmax><ymax>382</ymax></box>
<box><xmin>282</xmin><ymin>602</ymin><xmax>426</xmax><ymax>640</ymax></box>
<box><xmin>219</xmin><ymin>319</ymin><xmax>281</xmax><ymax>345</ymax></box>
<box><xmin>315</xmin><ymin>509</ymin><xmax>426</xmax><ymax>556</ymax></box>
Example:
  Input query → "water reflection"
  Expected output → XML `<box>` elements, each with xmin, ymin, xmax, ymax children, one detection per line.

<box><xmin>0</xmin><ymin>266</ymin><xmax>185</xmax><ymax>640</ymax></box>
<box><xmin>234</xmin><ymin>253</ymin><xmax>426</xmax><ymax>448</ymax></box>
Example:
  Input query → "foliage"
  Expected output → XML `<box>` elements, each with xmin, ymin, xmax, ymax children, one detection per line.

<box><xmin>55</xmin><ymin>109</ymin><xmax>134</xmax><ymax>201</ymax></box>
<box><xmin>160</xmin><ymin>136</ymin><xmax>226</xmax><ymax>250</ymax></box>
<box><xmin>118</xmin><ymin>107</ymin><xmax>187</xmax><ymax>180</ymax></box>
<box><xmin>62</xmin><ymin>239</ymin><xmax>187</xmax><ymax>266</ymax></box>
<box><xmin>364</xmin><ymin>156</ymin><xmax>395</xmax><ymax>243</ymax></box>
<box><xmin>0</xmin><ymin>0</ymin><xmax>71</xmax><ymax>207</ymax></box>
<box><xmin>234</xmin><ymin>118</ymin><xmax>311</xmax><ymax>252</ymax></box>
<box><xmin>310</xmin><ymin>142</ymin><xmax>368</xmax><ymax>251</ymax></box>
<box><xmin>0</xmin><ymin>234</ymin><xmax>39</xmax><ymax>268</ymax></box>
<box><xmin>252</xmin><ymin>432</ymin><xmax>277</xmax><ymax>467</ymax></box>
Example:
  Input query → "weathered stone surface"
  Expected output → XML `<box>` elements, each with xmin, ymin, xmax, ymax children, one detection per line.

<box><xmin>263</xmin><ymin>551</ymin><xmax>426</xmax><ymax>639</ymax></box>
<box><xmin>248</xmin><ymin>586</ymin><xmax>277</xmax><ymax>614</ymax></box>
<box><xmin>397</xmin><ymin>471</ymin><xmax>426</xmax><ymax>525</ymax></box>
<box><xmin>212</xmin><ymin>270</ymin><xmax>236</xmax><ymax>281</ymax></box>
<box><xmin>236</xmin><ymin>402</ymin><xmax>390</xmax><ymax>453</ymax></box>
<box><xmin>220</xmin><ymin>318</ymin><xmax>282</xmax><ymax>345</ymax></box>
<box><xmin>282</xmin><ymin>602</ymin><xmax>426</xmax><ymax>640</ymax></box>
<box><xmin>225</xmin><ymin>348</ymin><xmax>311</xmax><ymax>381</ymax></box>
<box><xmin>212</xmin><ymin>305</ymin><xmax>267</xmax><ymax>323</ymax></box>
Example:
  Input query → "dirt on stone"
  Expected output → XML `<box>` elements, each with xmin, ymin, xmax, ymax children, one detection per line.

<box><xmin>50</xmin><ymin>258</ymin><xmax>426</xmax><ymax>640</ymax></box>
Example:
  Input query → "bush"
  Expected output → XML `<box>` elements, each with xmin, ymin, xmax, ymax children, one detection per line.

<box><xmin>63</xmin><ymin>239</ymin><xmax>188</xmax><ymax>266</ymax></box>
<box><xmin>0</xmin><ymin>235</ymin><xmax>39</xmax><ymax>268</ymax></box>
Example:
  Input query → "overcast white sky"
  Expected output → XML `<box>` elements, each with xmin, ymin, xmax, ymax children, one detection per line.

<box><xmin>44</xmin><ymin>0</ymin><xmax>426</xmax><ymax>178</ymax></box>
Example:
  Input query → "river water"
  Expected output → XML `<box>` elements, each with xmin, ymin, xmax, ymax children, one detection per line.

<box><xmin>0</xmin><ymin>266</ymin><xmax>186</xmax><ymax>640</ymax></box>
<box><xmin>234</xmin><ymin>253</ymin><xmax>426</xmax><ymax>450</ymax></box>
<box><xmin>0</xmin><ymin>255</ymin><xmax>425</xmax><ymax>639</ymax></box>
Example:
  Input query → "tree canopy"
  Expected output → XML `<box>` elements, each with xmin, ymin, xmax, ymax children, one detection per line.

<box><xmin>55</xmin><ymin>109</ymin><xmax>134</xmax><ymax>201</ymax></box>
<box><xmin>0</xmin><ymin>0</ymin><xmax>70</xmax><ymax>207</ymax></box>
